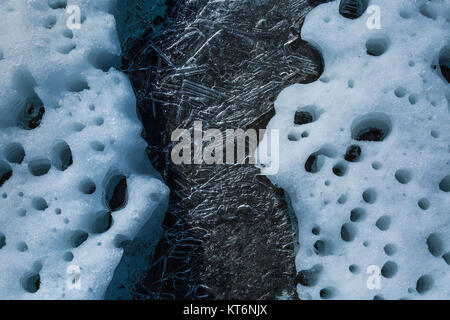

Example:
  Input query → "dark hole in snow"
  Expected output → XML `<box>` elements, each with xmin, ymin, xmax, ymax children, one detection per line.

<box><xmin>439</xmin><ymin>175</ymin><xmax>450</xmax><ymax>192</ymax></box>
<box><xmin>47</xmin><ymin>0</ymin><xmax>67</xmax><ymax>9</ymax></box>
<box><xmin>344</xmin><ymin>145</ymin><xmax>361</xmax><ymax>162</ymax></box>
<box><xmin>339</xmin><ymin>0</ymin><xmax>369</xmax><ymax>19</ymax></box>
<box><xmin>71</xmin><ymin>230</ymin><xmax>89</xmax><ymax>248</ymax></box>
<box><xmin>28</xmin><ymin>158</ymin><xmax>51</xmax><ymax>176</ymax></box>
<box><xmin>104</xmin><ymin>174</ymin><xmax>127</xmax><ymax>211</ymax></box>
<box><xmin>79</xmin><ymin>178</ymin><xmax>96</xmax><ymax>194</ymax></box>
<box><xmin>52</xmin><ymin>141</ymin><xmax>73</xmax><ymax>171</ymax></box>
<box><xmin>313</xmin><ymin>239</ymin><xmax>333</xmax><ymax>256</ymax></box>
<box><xmin>0</xmin><ymin>161</ymin><xmax>13</xmax><ymax>187</ymax></box>
<box><xmin>32</xmin><ymin>197</ymin><xmax>48</xmax><ymax>211</ymax></box>
<box><xmin>4</xmin><ymin>143</ymin><xmax>25</xmax><ymax>164</ymax></box>
<box><xmin>296</xmin><ymin>264</ymin><xmax>322</xmax><ymax>287</ymax></box>
<box><xmin>416</xmin><ymin>275</ymin><xmax>433</xmax><ymax>294</ymax></box>
<box><xmin>17</xmin><ymin>95</ymin><xmax>45</xmax><ymax>130</ymax></box>
<box><xmin>341</xmin><ymin>223</ymin><xmax>356</xmax><ymax>242</ymax></box>
<box><xmin>0</xmin><ymin>232</ymin><xmax>5</xmax><ymax>249</ymax></box>
<box><xmin>351</xmin><ymin>113</ymin><xmax>391</xmax><ymax>141</ymax></box>
<box><xmin>305</xmin><ymin>147</ymin><xmax>336</xmax><ymax>173</ymax></box>
<box><xmin>350</xmin><ymin>207</ymin><xmax>366</xmax><ymax>222</ymax></box>
<box><xmin>426</xmin><ymin>233</ymin><xmax>444</xmax><ymax>257</ymax></box>
<box><xmin>381</xmin><ymin>261</ymin><xmax>398</xmax><ymax>278</ymax></box>
<box><xmin>294</xmin><ymin>111</ymin><xmax>313</xmax><ymax>125</ymax></box>
<box><xmin>319</xmin><ymin>287</ymin><xmax>335</xmax><ymax>299</ymax></box>
<box><xmin>90</xmin><ymin>211</ymin><xmax>113</xmax><ymax>234</ymax></box>
<box><xmin>332</xmin><ymin>162</ymin><xmax>347</xmax><ymax>177</ymax></box>
<box><xmin>22</xmin><ymin>273</ymin><xmax>40</xmax><ymax>293</ymax></box>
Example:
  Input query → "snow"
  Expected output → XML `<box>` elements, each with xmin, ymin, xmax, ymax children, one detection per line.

<box><xmin>258</xmin><ymin>0</ymin><xmax>450</xmax><ymax>299</ymax></box>
<box><xmin>0</xmin><ymin>0</ymin><xmax>168</xmax><ymax>299</ymax></box>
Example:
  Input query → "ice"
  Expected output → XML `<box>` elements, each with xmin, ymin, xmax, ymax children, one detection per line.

<box><xmin>0</xmin><ymin>0</ymin><xmax>168</xmax><ymax>299</ymax></box>
<box><xmin>258</xmin><ymin>0</ymin><xmax>450</xmax><ymax>299</ymax></box>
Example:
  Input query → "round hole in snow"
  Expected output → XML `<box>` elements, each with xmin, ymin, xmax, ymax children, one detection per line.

<box><xmin>349</xmin><ymin>264</ymin><xmax>360</xmax><ymax>274</ymax></box>
<box><xmin>418</xmin><ymin>198</ymin><xmax>430</xmax><ymax>210</ymax></box>
<box><xmin>366</xmin><ymin>34</ymin><xmax>390</xmax><ymax>56</ymax></box>
<box><xmin>430</xmin><ymin>130</ymin><xmax>439</xmax><ymax>138</ymax></box>
<box><xmin>313</xmin><ymin>239</ymin><xmax>333</xmax><ymax>256</ymax></box>
<box><xmin>419</xmin><ymin>3</ymin><xmax>437</xmax><ymax>20</ymax></box>
<box><xmin>18</xmin><ymin>209</ymin><xmax>27</xmax><ymax>217</ymax></box>
<box><xmin>350</xmin><ymin>207</ymin><xmax>367</xmax><ymax>222</ymax></box>
<box><xmin>332</xmin><ymin>162</ymin><xmax>348</xmax><ymax>177</ymax></box>
<box><xmin>344</xmin><ymin>145</ymin><xmax>362</xmax><ymax>162</ymax></box>
<box><xmin>341</xmin><ymin>223</ymin><xmax>356</xmax><ymax>242</ymax></box>
<box><xmin>394</xmin><ymin>87</ymin><xmax>407</xmax><ymax>98</ymax></box>
<box><xmin>21</xmin><ymin>272</ymin><xmax>40</xmax><ymax>293</ymax></box>
<box><xmin>48</xmin><ymin>0</ymin><xmax>67</xmax><ymax>9</ymax></box>
<box><xmin>55</xmin><ymin>208</ymin><xmax>61</xmax><ymax>215</ymax></box>
<box><xmin>399</xmin><ymin>9</ymin><xmax>411</xmax><ymax>19</ymax></box>
<box><xmin>416</xmin><ymin>275</ymin><xmax>434</xmax><ymax>294</ymax></box>
<box><xmin>294</xmin><ymin>105</ymin><xmax>318</xmax><ymax>125</ymax></box>
<box><xmin>63</xmin><ymin>251</ymin><xmax>73</xmax><ymax>262</ymax></box>
<box><xmin>32</xmin><ymin>197</ymin><xmax>48</xmax><ymax>211</ymax></box>
<box><xmin>384</xmin><ymin>243</ymin><xmax>397</xmax><ymax>256</ymax></box>
<box><xmin>408</xmin><ymin>94</ymin><xmax>418</xmax><ymax>105</ymax></box>
<box><xmin>17</xmin><ymin>95</ymin><xmax>45</xmax><ymax>130</ymax></box>
<box><xmin>94</xmin><ymin>117</ymin><xmax>104</xmax><ymax>126</ymax></box>
<box><xmin>79</xmin><ymin>178</ymin><xmax>96</xmax><ymax>195</ymax></box>
<box><xmin>43</xmin><ymin>16</ymin><xmax>57</xmax><ymax>29</ymax></box>
<box><xmin>438</xmin><ymin>45</ymin><xmax>450</xmax><ymax>83</ymax></box>
<box><xmin>394</xmin><ymin>168</ymin><xmax>412</xmax><ymax>184</ymax></box>
<box><xmin>4</xmin><ymin>143</ymin><xmax>25</xmax><ymax>164</ymax></box>
<box><xmin>287</xmin><ymin>132</ymin><xmax>300</xmax><ymax>141</ymax></box>
<box><xmin>66</xmin><ymin>75</ymin><xmax>89</xmax><ymax>92</ymax></box>
<box><xmin>28</xmin><ymin>157</ymin><xmax>51</xmax><ymax>176</ymax></box>
<box><xmin>339</xmin><ymin>0</ymin><xmax>369</xmax><ymax>19</ymax></box>
<box><xmin>381</xmin><ymin>261</ymin><xmax>398</xmax><ymax>278</ymax></box>
<box><xmin>372</xmin><ymin>161</ymin><xmax>382</xmax><ymax>170</ymax></box>
<box><xmin>70</xmin><ymin>230</ymin><xmax>88</xmax><ymax>248</ymax></box>
<box><xmin>337</xmin><ymin>194</ymin><xmax>347</xmax><ymax>204</ymax></box>
<box><xmin>439</xmin><ymin>175</ymin><xmax>450</xmax><ymax>192</ymax></box>
<box><xmin>426</xmin><ymin>233</ymin><xmax>444</xmax><ymax>257</ymax></box>
<box><xmin>312</xmin><ymin>226</ymin><xmax>320</xmax><ymax>235</ymax></box>
<box><xmin>362</xmin><ymin>188</ymin><xmax>377</xmax><ymax>204</ymax></box>
<box><xmin>17</xmin><ymin>241</ymin><xmax>28</xmax><ymax>252</ymax></box>
<box><xmin>51</xmin><ymin>141</ymin><xmax>73</xmax><ymax>171</ymax></box>
<box><xmin>443</xmin><ymin>253</ymin><xmax>450</xmax><ymax>265</ymax></box>
<box><xmin>351</xmin><ymin>112</ymin><xmax>391</xmax><ymax>142</ymax></box>
<box><xmin>376</xmin><ymin>215</ymin><xmax>391</xmax><ymax>231</ymax></box>
<box><xmin>319</xmin><ymin>287</ymin><xmax>336</xmax><ymax>299</ymax></box>
<box><xmin>0</xmin><ymin>160</ymin><xmax>13</xmax><ymax>187</ymax></box>
<box><xmin>90</xmin><ymin>211</ymin><xmax>113</xmax><ymax>234</ymax></box>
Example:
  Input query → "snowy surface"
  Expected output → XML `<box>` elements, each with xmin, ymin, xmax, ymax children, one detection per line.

<box><xmin>258</xmin><ymin>0</ymin><xmax>450</xmax><ymax>299</ymax></box>
<box><xmin>0</xmin><ymin>0</ymin><xmax>168</xmax><ymax>299</ymax></box>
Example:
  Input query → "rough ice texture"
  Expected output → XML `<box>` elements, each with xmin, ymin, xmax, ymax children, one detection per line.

<box><xmin>259</xmin><ymin>0</ymin><xmax>450</xmax><ymax>299</ymax></box>
<box><xmin>0</xmin><ymin>0</ymin><xmax>168</xmax><ymax>299</ymax></box>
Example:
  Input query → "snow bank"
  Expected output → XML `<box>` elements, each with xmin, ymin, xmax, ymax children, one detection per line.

<box><xmin>0</xmin><ymin>0</ymin><xmax>168</xmax><ymax>299</ymax></box>
<box><xmin>258</xmin><ymin>0</ymin><xmax>450</xmax><ymax>299</ymax></box>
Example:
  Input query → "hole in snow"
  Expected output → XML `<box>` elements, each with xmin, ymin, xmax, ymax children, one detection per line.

<box><xmin>419</xmin><ymin>3</ymin><xmax>437</xmax><ymax>20</ymax></box>
<box><xmin>88</xmin><ymin>49</ymin><xmax>121</xmax><ymax>72</ymax></box>
<box><xmin>395</xmin><ymin>168</ymin><xmax>412</xmax><ymax>184</ymax></box>
<box><xmin>0</xmin><ymin>232</ymin><xmax>6</xmax><ymax>249</ymax></box>
<box><xmin>21</xmin><ymin>272</ymin><xmax>40</xmax><ymax>293</ymax></box>
<box><xmin>438</xmin><ymin>46</ymin><xmax>450</xmax><ymax>83</ymax></box>
<box><xmin>426</xmin><ymin>233</ymin><xmax>444</xmax><ymax>257</ymax></box>
<box><xmin>90</xmin><ymin>141</ymin><xmax>105</xmax><ymax>152</ymax></box>
<box><xmin>418</xmin><ymin>198</ymin><xmax>430</xmax><ymax>210</ymax></box>
<box><xmin>296</xmin><ymin>264</ymin><xmax>322</xmax><ymax>287</ymax></box>
<box><xmin>103</xmin><ymin>173</ymin><xmax>127</xmax><ymax>211</ymax></box>
<box><xmin>439</xmin><ymin>175</ymin><xmax>450</xmax><ymax>192</ymax></box>
<box><xmin>408</xmin><ymin>94</ymin><xmax>418</xmax><ymax>105</ymax></box>
<box><xmin>288</xmin><ymin>132</ymin><xmax>300</xmax><ymax>141</ymax></box>
<box><xmin>394</xmin><ymin>87</ymin><xmax>407</xmax><ymax>98</ymax></box>
<box><xmin>0</xmin><ymin>161</ymin><xmax>13</xmax><ymax>187</ymax></box>
<box><xmin>366</xmin><ymin>34</ymin><xmax>390</xmax><ymax>56</ymax></box>
<box><xmin>4</xmin><ymin>143</ymin><xmax>25</xmax><ymax>164</ymax></box>
<box><xmin>349</xmin><ymin>264</ymin><xmax>360</xmax><ymax>274</ymax></box>
<box><xmin>90</xmin><ymin>211</ymin><xmax>113</xmax><ymax>234</ymax></box>
<box><xmin>362</xmin><ymin>188</ymin><xmax>377</xmax><ymax>204</ymax></box>
<box><xmin>66</xmin><ymin>75</ymin><xmax>89</xmax><ymax>92</ymax></box>
<box><xmin>51</xmin><ymin>141</ymin><xmax>73</xmax><ymax>171</ymax></box>
<box><xmin>28</xmin><ymin>157</ymin><xmax>51</xmax><ymax>176</ymax></box>
<box><xmin>32</xmin><ymin>197</ymin><xmax>48</xmax><ymax>211</ymax></box>
<box><xmin>381</xmin><ymin>261</ymin><xmax>398</xmax><ymax>278</ymax></box>
<box><xmin>113</xmin><ymin>234</ymin><xmax>131</xmax><ymax>248</ymax></box>
<box><xmin>57</xmin><ymin>43</ymin><xmax>76</xmax><ymax>55</ymax></box>
<box><xmin>372</xmin><ymin>161</ymin><xmax>382</xmax><ymax>170</ymax></box>
<box><xmin>43</xmin><ymin>16</ymin><xmax>57</xmax><ymax>29</ymax></box>
<box><xmin>63</xmin><ymin>251</ymin><xmax>74</xmax><ymax>262</ymax></box>
<box><xmin>47</xmin><ymin>0</ymin><xmax>67</xmax><ymax>9</ymax></box>
<box><xmin>376</xmin><ymin>215</ymin><xmax>391</xmax><ymax>231</ymax></box>
<box><xmin>319</xmin><ymin>287</ymin><xmax>336</xmax><ymax>299</ymax></box>
<box><xmin>79</xmin><ymin>178</ymin><xmax>96</xmax><ymax>195</ymax></box>
<box><xmin>351</xmin><ymin>112</ymin><xmax>391</xmax><ymax>142</ymax></box>
<box><xmin>294</xmin><ymin>105</ymin><xmax>319</xmax><ymax>125</ymax></box>
<box><xmin>17</xmin><ymin>241</ymin><xmax>28</xmax><ymax>252</ymax></box>
<box><xmin>416</xmin><ymin>275</ymin><xmax>433</xmax><ymax>294</ymax></box>
<box><xmin>341</xmin><ymin>223</ymin><xmax>356</xmax><ymax>242</ymax></box>
<box><xmin>70</xmin><ymin>230</ymin><xmax>88</xmax><ymax>248</ymax></box>
<box><xmin>350</xmin><ymin>207</ymin><xmax>367</xmax><ymax>222</ymax></box>
<box><xmin>313</xmin><ymin>239</ymin><xmax>333</xmax><ymax>256</ymax></box>
<box><xmin>443</xmin><ymin>253</ymin><xmax>450</xmax><ymax>265</ymax></box>
<box><xmin>339</xmin><ymin>0</ymin><xmax>369</xmax><ymax>19</ymax></box>
<box><xmin>332</xmin><ymin>162</ymin><xmax>348</xmax><ymax>177</ymax></box>
<box><xmin>344</xmin><ymin>145</ymin><xmax>362</xmax><ymax>162</ymax></box>
<box><xmin>305</xmin><ymin>147</ymin><xmax>336</xmax><ymax>173</ymax></box>
<box><xmin>62</xmin><ymin>28</ymin><xmax>73</xmax><ymax>39</ymax></box>
<box><xmin>17</xmin><ymin>95</ymin><xmax>45</xmax><ymax>130</ymax></box>
<box><xmin>384</xmin><ymin>244</ymin><xmax>397</xmax><ymax>256</ymax></box>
